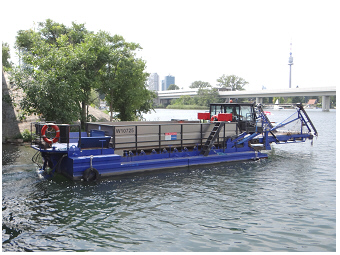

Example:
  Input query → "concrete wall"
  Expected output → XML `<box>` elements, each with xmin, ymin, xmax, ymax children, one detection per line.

<box><xmin>2</xmin><ymin>70</ymin><xmax>21</xmax><ymax>141</ymax></box>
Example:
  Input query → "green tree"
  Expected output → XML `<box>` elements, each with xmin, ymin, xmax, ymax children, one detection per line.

<box><xmin>13</xmin><ymin>20</ymin><xmax>97</xmax><ymax>126</ymax></box>
<box><xmin>189</xmin><ymin>80</ymin><xmax>211</xmax><ymax>89</ymax></box>
<box><xmin>11</xmin><ymin>33</ymin><xmax>81</xmax><ymax>123</ymax></box>
<box><xmin>15</xmin><ymin>29</ymin><xmax>36</xmax><ymax>53</ymax></box>
<box><xmin>273</xmin><ymin>97</ymin><xmax>285</xmax><ymax>104</ymax></box>
<box><xmin>98</xmin><ymin>34</ymin><xmax>135</xmax><ymax>121</ymax></box>
<box><xmin>195</xmin><ymin>88</ymin><xmax>221</xmax><ymax>107</ymax></box>
<box><xmin>2</xmin><ymin>42</ymin><xmax>12</xmax><ymax>69</ymax></box>
<box><xmin>12</xmin><ymin>19</ymin><xmax>154</xmax><ymax>126</ymax></box>
<box><xmin>330</xmin><ymin>95</ymin><xmax>336</xmax><ymax>108</ymax></box>
<box><xmin>290</xmin><ymin>96</ymin><xmax>304</xmax><ymax>103</ymax></box>
<box><xmin>172</xmin><ymin>95</ymin><xmax>195</xmax><ymax>105</ymax></box>
<box><xmin>217</xmin><ymin>74</ymin><xmax>248</xmax><ymax>91</ymax></box>
<box><xmin>98</xmin><ymin>33</ymin><xmax>154</xmax><ymax>121</ymax></box>
<box><xmin>167</xmin><ymin>84</ymin><xmax>180</xmax><ymax>90</ymax></box>
<box><xmin>72</xmin><ymin>31</ymin><xmax>110</xmax><ymax>127</ymax></box>
<box><xmin>108</xmin><ymin>57</ymin><xmax>155</xmax><ymax>121</ymax></box>
<box><xmin>89</xmin><ymin>89</ymin><xmax>100</xmax><ymax>108</ymax></box>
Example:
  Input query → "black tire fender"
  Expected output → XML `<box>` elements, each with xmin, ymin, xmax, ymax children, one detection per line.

<box><xmin>82</xmin><ymin>167</ymin><xmax>100</xmax><ymax>181</ymax></box>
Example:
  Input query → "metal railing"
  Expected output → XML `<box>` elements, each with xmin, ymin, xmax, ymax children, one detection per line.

<box><xmin>110</xmin><ymin>122</ymin><xmax>239</xmax><ymax>155</ymax></box>
<box><xmin>30</xmin><ymin>122</ymin><xmax>82</xmax><ymax>150</ymax></box>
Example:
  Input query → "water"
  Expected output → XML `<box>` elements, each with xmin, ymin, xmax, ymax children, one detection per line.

<box><xmin>2</xmin><ymin>109</ymin><xmax>336</xmax><ymax>252</ymax></box>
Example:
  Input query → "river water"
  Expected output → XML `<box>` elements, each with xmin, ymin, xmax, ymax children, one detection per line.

<box><xmin>2</xmin><ymin>108</ymin><xmax>336</xmax><ymax>252</ymax></box>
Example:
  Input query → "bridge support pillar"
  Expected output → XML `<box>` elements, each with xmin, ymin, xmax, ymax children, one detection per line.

<box><xmin>256</xmin><ymin>97</ymin><xmax>263</xmax><ymax>104</ymax></box>
<box><xmin>322</xmin><ymin>96</ymin><xmax>330</xmax><ymax>112</ymax></box>
<box><xmin>154</xmin><ymin>97</ymin><xmax>160</xmax><ymax>106</ymax></box>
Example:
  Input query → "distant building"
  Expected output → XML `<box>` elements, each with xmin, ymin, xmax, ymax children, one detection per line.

<box><xmin>306</xmin><ymin>99</ymin><xmax>318</xmax><ymax>109</ymax></box>
<box><xmin>99</xmin><ymin>100</ymin><xmax>107</xmax><ymax>109</ymax></box>
<box><xmin>162</xmin><ymin>75</ymin><xmax>175</xmax><ymax>91</ymax></box>
<box><xmin>147</xmin><ymin>73</ymin><xmax>159</xmax><ymax>91</ymax></box>
<box><xmin>162</xmin><ymin>80</ymin><xmax>165</xmax><ymax>91</ymax></box>
<box><xmin>307</xmin><ymin>99</ymin><xmax>317</xmax><ymax>105</ymax></box>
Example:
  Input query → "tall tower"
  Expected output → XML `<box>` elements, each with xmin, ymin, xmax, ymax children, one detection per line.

<box><xmin>163</xmin><ymin>75</ymin><xmax>175</xmax><ymax>90</ymax></box>
<box><xmin>147</xmin><ymin>73</ymin><xmax>159</xmax><ymax>91</ymax></box>
<box><xmin>288</xmin><ymin>41</ymin><xmax>294</xmax><ymax>88</ymax></box>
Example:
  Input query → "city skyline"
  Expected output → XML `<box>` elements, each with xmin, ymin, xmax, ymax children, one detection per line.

<box><xmin>148</xmin><ymin>73</ymin><xmax>177</xmax><ymax>91</ymax></box>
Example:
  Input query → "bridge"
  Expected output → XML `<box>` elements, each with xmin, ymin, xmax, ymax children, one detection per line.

<box><xmin>156</xmin><ymin>86</ymin><xmax>336</xmax><ymax>111</ymax></box>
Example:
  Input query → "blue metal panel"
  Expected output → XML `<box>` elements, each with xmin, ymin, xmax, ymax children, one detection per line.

<box><xmin>90</xmin><ymin>130</ymin><xmax>105</xmax><ymax>137</ymax></box>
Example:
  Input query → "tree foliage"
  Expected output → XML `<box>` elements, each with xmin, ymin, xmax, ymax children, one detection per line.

<box><xmin>171</xmin><ymin>95</ymin><xmax>195</xmax><ymax>106</ymax></box>
<box><xmin>217</xmin><ymin>74</ymin><xmax>248</xmax><ymax>91</ymax></box>
<box><xmin>107</xmin><ymin>56</ymin><xmax>155</xmax><ymax>121</ymax></box>
<box><xmin>189</xmin><ymin>80</ymin><xmax>211</xmax><ymax>89</ymax></box>
<box><xmin>11</xmin><ymin>30</ymin><xmax>81</xmax><ymax>123</ymax></box>
<box><xmin>273</xmin><ymin>97</ymin><xmax>285</xmax><ymax>104</ymax></box>
<box><xmin>11</xmin><ymin>19</ymin><xmax>154</xmax><ymax>126</ymax></box>
<box><xmin>167</xmin><ymin>84</ymin><xmax>180</xmax><ymax>90</ymax></box>
<box><xmin>195</xmin><ymin>88</ymin><xmax>222</xmax><ymax>107</ymax></box>
<box><xmin>2</xmin><ymin>42</ymin><xmax>12</xmax><ymax>69</ymax></box>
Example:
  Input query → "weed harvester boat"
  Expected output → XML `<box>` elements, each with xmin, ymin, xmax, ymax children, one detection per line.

<box><xmin>30</xmin><ymin>103</ymin><xmax>317</xmax><ymax>181</ymax></box>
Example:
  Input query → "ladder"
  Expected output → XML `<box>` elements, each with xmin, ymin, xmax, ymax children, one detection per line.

<box><xmin>200</xmin><ymin>122</ymin><xmax>224</xmax><ymax>156</ymax></box>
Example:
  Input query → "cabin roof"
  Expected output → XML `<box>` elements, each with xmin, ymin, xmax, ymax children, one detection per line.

<box><xmin>210</xmin><ymin>103</ymin><xmax>255</xmax><ymax>106</ymax></box>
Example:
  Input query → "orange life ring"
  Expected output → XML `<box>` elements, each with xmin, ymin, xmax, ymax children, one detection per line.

<box><xmin>41</xmin><ymin>124</ymin><xmax>60</xmax><ymax>144</ymax></box>
<box><xmin>211</xmin><ymin>115</ymin><xmax>218</xmax><ymax>121</ymax></box>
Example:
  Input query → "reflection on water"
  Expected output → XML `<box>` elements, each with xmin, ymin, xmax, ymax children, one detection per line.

<box><xmin>2</xmin><ymin>109</ymin><xmax>336</xmax><ymax>252</ymax></box>
<box><xmin>2</xmin><ymin>144</ymin><xmax>37</xmax><ymax>166</ymax></box>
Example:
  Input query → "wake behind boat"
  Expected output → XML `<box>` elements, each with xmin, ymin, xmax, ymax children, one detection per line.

<box><xmin>30</xmin><ymin>103</ymin><xmax>317</xmax><ymax>181</ymax></box>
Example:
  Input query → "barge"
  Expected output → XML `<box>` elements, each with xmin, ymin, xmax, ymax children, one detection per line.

<box><xmin>30</xmin><ymin>103</ymin><xmax>317</xmax><ymax>181</ymax></box>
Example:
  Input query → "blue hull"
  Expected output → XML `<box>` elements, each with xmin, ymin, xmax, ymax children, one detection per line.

<box><xmin>33</xmin><ymin>145</ymin><xmax>268</xmax><ymax>181</ymax></box>
<box><xmin>31</xmin><ymin>103</ymin><xmax>317</xmax><ymax>181</ymax></box>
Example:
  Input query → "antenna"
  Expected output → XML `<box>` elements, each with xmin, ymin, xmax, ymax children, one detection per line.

<box><xmin>288</xmin><ymin>40</ymin><xmax>293</xmax><ymax>88</ymax></box>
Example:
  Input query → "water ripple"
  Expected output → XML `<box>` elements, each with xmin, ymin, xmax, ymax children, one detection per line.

<box><xmin>2</xmin><ymin>110</ymin><xmax>336</xmax><ymax>252</ymax></box>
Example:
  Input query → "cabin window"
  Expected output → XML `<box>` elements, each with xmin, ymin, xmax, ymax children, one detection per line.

<box><xmin>240</xmin><ymin>105</ymin><xmax>253</xmax><ymax>121</ymax></box>
<box><xmin>223</xmin><ymin>106</ymin><xmax>232</xmax><ymax>114</ymax></box>
<box><xmin>220</xmin><ymin>105</ymin><xmax>240</xmax><ymax>121</ymax></box>
<box><xmin>211</xmin><ymin>105</ymin><xmax>223</xmax><ymax>116</ymax></box>
<box><xmin>211</xmin><ymin>106</ymin><xmax>216</xmax><ymax>116</ymax></box>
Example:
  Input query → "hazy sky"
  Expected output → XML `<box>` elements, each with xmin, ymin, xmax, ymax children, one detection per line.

<box><xmin>1</xmin><ymin>0</ymin><xmax>339</xmax><ymax>90</ymax></box>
